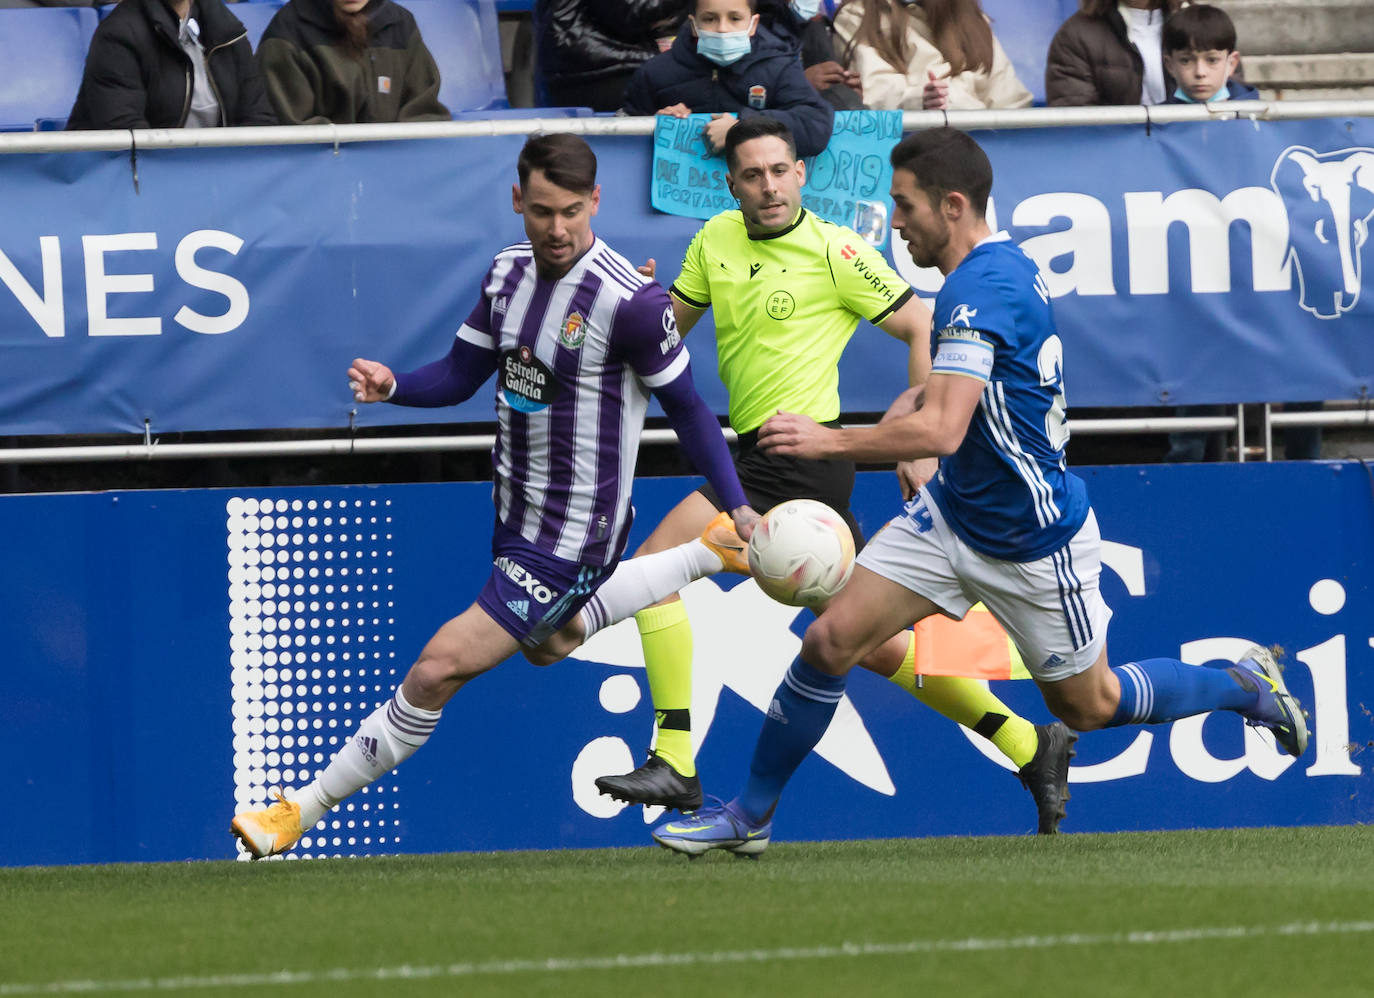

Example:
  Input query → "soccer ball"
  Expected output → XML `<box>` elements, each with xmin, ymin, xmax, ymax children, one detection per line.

<box><xmin>747</xmin><ymin>499</ymin><xmax>856</xmax><ymax>608</ymax></box>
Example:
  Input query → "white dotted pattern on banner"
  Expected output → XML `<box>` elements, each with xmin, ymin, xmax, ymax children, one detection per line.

<box><xmin>227</xmin><ymin>496</ymin><xmax>400</xmax><ymax>862</ymax></box>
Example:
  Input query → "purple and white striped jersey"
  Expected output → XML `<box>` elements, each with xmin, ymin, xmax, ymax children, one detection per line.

<box><xmin>461</xmin><ymin>237</ymin><xmax>690</xmax><ymax>566</ymax></box>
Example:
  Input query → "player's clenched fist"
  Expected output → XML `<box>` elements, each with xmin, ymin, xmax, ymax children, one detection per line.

<box><xmin>347</xmin><ymin>357</ymin><xmax>396</xmax><ymax>403</ymax></box>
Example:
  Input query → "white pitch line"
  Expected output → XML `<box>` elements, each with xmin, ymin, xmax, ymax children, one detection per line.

<box><xmin>4</xmin><ymin>920</ymin><xmax>1372</xmax><ymax>995</ymax></box>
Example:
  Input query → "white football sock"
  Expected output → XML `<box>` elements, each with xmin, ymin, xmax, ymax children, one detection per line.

<box><xmin>288</xmin><ymin>687</ymin><xmax>440</xmax><ymax>830</ymax></box>
<box><xmin>577</xmin><ymin>540</ymin><xmax>722</xmax><ymax>638</ymax></box>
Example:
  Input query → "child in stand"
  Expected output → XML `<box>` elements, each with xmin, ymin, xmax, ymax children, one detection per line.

<box><xmin>1162</xmin><ymin>3</ymin><xmax>1257</xmax><ymax>104</ymax></box>
<box><xmin>622</xmin><ymin>0</ymin><xmax>834</xmax><ymax>156</ymax></box>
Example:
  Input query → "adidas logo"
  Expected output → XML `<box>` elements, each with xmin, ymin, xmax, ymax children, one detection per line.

<box><xmin>356</xmin><ymin>735</ymin><xmax>378</xmax><ymax>765</ymax></box>
<box><xmin>506</xmin><ymin>599</ymin><xmax>530</xmax><ymax>621</ymax></box>
<box><xmin>766</xmin><ymin>698</ymin><xmax>788</xmax><ymax>724</ymax></box>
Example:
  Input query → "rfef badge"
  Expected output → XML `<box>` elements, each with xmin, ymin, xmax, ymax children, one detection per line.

<box><xmin>747</xmin><ymin>85</ymin><xmax>767</xmax><ymax>110</ymax></box>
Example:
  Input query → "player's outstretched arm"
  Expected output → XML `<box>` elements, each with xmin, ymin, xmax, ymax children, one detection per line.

<box><xmin>759</xmin><ymin>373</ymin><xmax>983</xmax><ymax>463</ymax></box>
<box><xmin>348</xmin><ymin>358</ymin><xmax>396</xmax><ymax>403</ymax></box>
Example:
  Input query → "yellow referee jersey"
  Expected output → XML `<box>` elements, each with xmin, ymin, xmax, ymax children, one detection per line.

<box><xmin>669</xmin><ymin>208</ymin><xmax>913</xmax><ymax>434</ymax></box>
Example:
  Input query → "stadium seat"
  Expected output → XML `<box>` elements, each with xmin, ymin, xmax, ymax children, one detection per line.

<box><xmin>0</xmin><ymin>7</ymin><xmax>98</xmax><ymax>131</ymax></box>
<box><xmin>406</xmin><ymin>0</ymin><xmax>509</xmax><ymax>112</ymax></box>
<box><xmin>982</xmin><ymin>0</ymin><xmax>1077</xmax><ymax>106</ymax></box>
<box><xmin>231</xmin><ymin>0</ymin><xmax>283</xmax><ymax>50</ymax></box>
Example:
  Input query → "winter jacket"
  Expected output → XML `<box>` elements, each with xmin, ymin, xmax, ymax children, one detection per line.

<box><xmin>1045</xmin><ymin>5</ymin><xmax>1182</xmax><ymax>107</ymax></box>
<box><xmin>66</xmin><ymin>0</ymin><xmax>276</xmax><ymax>129</ymax></box>
<box><xmin>833</xmin><ymin>1</ymin><xmax>1030</xmax><ymax>111</ymax></box>
<box><xmin>535</xmin><ymin>0</ymin><xmax>688</xmax><ymax>91</ymax></box>
<box><xmin>257</xmin><ymin>0</ymin><xmax>448</xmax><ymax>124</ymax></box>
<box><xmin>1165</xmin><ymin>77</ymin><xmax>1259</xmax><ymax>103</ymax></box>
<box><xmin>757</xmin><ymin>0</ymin><xmax>864</xmax><ymax>110</ymax></box>
<box><xmin>622</xmin><ymin>21</ymin><xmax>835</xmax><ymax>157</ymax></box>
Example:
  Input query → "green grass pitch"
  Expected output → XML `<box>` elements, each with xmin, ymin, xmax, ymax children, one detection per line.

<box><xmin>3</xmin><ymin>825</ymin><xmax>1372</xmax><ymax>997</ymax></box>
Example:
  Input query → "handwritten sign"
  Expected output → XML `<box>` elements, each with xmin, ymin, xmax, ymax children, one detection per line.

<box><xmin>649</xmin><ymin>110</ymin><xmax>904</xmax><ymax>247</ymax></box>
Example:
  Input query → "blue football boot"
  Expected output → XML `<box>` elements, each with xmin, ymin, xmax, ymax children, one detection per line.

<box><xmin>1233</xmin><ymin>645</ymin><xmax>1309</xmax><ymax>757</ymax></box>
<box><xmin>651</xmin><ymin>798</ymin><xmax>771</xmax><ymax>859</ymax></box>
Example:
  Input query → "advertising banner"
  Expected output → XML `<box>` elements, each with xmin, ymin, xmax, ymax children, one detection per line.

<box><xmin>1</xmin><ymin>117</ymin><xmax>1372</xmax><ymax>435</ymax></box>
<box><xmin>2</xmin><ymin>461</ymin><xmax>1370</xmax><ymax>866</ymax></box>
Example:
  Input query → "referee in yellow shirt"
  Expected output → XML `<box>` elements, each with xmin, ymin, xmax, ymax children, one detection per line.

<box><xmin>596</xmin><ymin>116</ymin><xmax>1075</xmax><ymax>834</ymax></box>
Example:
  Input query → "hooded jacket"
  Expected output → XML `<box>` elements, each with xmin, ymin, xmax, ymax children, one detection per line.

<box><xmin>622</xmin><ymin>20</ymin><xmax>835</xmax><ymax>157</ymax></box>
<box><xmin>1045</xmin><ymin>4</ymin><xmax>1182</xmax><ymax>107</ymax></box>
<box><xmin>257</xmin><ymin>0</ymin><xmax>448</xmax><ymax>124</ymax></box>
<box><xmin>66</xmin><ymin>0</ymin><xmax>276</xmax><ymax>129</ymax></box>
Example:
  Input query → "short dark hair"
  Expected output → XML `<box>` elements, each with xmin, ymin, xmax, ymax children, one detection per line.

<box><xmin>517</xmin><ymin>133</ymin><xmax>597</xmax><ymax>193</ymax></box>
<box><xmin>889</xmin><ymin>127</ymin><xmax>992</xmax><ymax>217</ymax></box>
<box><xmin>1163</xmin><ymin>4</ymin><xmax>1238</xmax><ymax>54</ymax></box>
<box><xmin>723</xmin><ymin>115</ymin><xmax>797</xmax><ymax>172</ymax></box>
<box><xmin>699</xmin><ymin>0</ymin><xmax>755</xmax><ymax>10</ymax></box>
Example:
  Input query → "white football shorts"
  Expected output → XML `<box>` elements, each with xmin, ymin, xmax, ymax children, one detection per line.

<box><xmin>856</xmin><ymin>488</ymin><xmax>1111</xmax><ymax>682</ymax></box>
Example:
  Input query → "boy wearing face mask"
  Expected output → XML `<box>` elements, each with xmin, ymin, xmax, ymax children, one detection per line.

<box><xmin>622</xmin><ymin>0</ymin><xmax>835</xmax><ymax>156</ymax></box>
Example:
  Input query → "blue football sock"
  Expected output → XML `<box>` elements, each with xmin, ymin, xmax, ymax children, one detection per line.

<box><xmin>736</xmin><ymin>657</ymin><xmax>847</xmax><ymax>823</ymax></box>
<box><xmin>1109</xmin><ymin>657</ymin><xmax>1254</xmax><ymax>726</ymax></box>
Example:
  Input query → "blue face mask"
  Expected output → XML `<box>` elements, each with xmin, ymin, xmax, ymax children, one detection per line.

<box><xmin>790</xmin><ymin>0</ymin><xmax>820</xmax><ymax>18</ymax></box>
<box><xmin>696</xmin><ymin>26</ymin><xmax>753</xmax><ymax>66</ymax></box>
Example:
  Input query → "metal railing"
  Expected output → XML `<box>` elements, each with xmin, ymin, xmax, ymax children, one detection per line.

<box><xmin>1</xmin><ymin>403</ymin><xmax>1369</xmax><ymax>465</ymax></box>
<box><xmin>2</xmin><ymin>99</ymin><xmax>1374</xmax><ymax>156</ymax></box>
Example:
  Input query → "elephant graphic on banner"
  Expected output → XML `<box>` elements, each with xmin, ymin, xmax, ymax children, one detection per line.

<box><xmin>1271</xmin><ymin>145</ymin><xmax>1374</xmax><ymax>319</ymax></box>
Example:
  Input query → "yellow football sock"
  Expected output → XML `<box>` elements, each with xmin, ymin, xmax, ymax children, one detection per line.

<box><xmin>889</xmin><ymin>632</ymin><xmax>1039</xmax><ymax>769</ymax></box>
<box><xmin>635</xmin><ymin>600</ymin><xmax>696</xmax><ymax>777</ymax></box>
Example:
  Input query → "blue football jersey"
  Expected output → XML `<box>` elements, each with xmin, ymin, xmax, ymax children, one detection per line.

<box><xmin>924</xmin><ymin>233</ymin><xmax>1089</xmax><ymax>562</ymax></box>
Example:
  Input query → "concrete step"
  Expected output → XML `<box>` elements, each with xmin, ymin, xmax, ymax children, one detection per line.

<box><xmin>1244</xmin><ymin>51</ymin><xmax>1374</xmax><ymax>90</ymax></box>
<box><xmin>1225</xmin><ymin>0</ymin><xmax>1374</xmax><ymax>57</ymax></box>
<box><xmin>1258</xmin><ymin>84</ymin><xmax>1374</xmax><ymax>101</ymax></box>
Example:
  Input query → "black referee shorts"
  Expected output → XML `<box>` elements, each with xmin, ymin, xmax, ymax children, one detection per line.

<box><xmin>695</xmin><ymin>420</ymin><xmax>868</xmax><ymax>548</ymax></box>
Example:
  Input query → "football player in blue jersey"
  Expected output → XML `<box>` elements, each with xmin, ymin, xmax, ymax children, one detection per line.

<box><xmin>651</xmin><ymin>126</ymin><xmax>1309</xmax><ymax>858</ymax></box>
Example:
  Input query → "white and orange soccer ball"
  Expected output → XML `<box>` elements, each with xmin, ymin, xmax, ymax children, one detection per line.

<box><xmin>746</xmin><ymin>499</ymin><xmax>856</xmax><ymax>609</ymax></box>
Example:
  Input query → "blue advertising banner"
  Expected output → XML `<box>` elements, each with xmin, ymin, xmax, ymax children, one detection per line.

<box><xmin>2</xmin><ymin>461</ymin><xmax>1371</xmax><ymax>866</ymax></box>
<box><xmin>650</xmin><ymin>110</ymin><xmax>902</xmax><ymax>245</ymax></box>
<box><xmin>1</xmin><ymin>117</ymin><xmax>1373</xmax><ymax>436</ymax></box>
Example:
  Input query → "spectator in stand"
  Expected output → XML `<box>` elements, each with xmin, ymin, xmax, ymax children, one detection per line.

<box><xmin>1046</xmin><ymin>0</ymin><xmax>1182</xmax><ymax>107</ymax></box>
<box><xmin>832</xmin><ymin>0</ymin><xmax>1031</xmax><ymax>111</ymax></box>
<box><xmin>1158</xmin><ymin>4</ymin><xmax>1320</xmax><ymax>462</ymax></box>
<box><xmin>1161</xmin><ymin>3</ymin><xmax>1255</xmax><ymax>104</ymax></box>
<box><xmin>66</xmin><ymin>0</ymin><xmax>276</xmax><ymax>129</ymax></box>
<box><xmin>534</xmin><ymin>0</ymin><xmax>690</xmax><ymax>112</ymax></box>
<box><xmin>757</xmin><ymin>0</ymin><xmax>864</xmax><ymax>110</ymax></box>
<box><xmin>622</xmin><ymin>0</ymin><xmax>834</xmax><ymax>157</ymax></box>
<box><xmin>257</xmin><ymin>0</ymin><xmax>448</xmax><ymax>124</ymax></box>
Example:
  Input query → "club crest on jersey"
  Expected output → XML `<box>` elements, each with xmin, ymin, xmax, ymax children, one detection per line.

<box><xmin>747</xmin><ymin>85</ymin><xmax>767</xmax><ymax>109</ymax></box>
<box><xmin>499</xmin><ymin>347</ymin><xmax>558</xmax><ymax>413</ymax></box>
<box><xmin>559</xmin><ymin>311</ymin><xmax>586</xmax><ymax>349</ymax></box>
<box><xmin>950</xmin><ymin>303</ymin><xmax>978</xmax><ymax>327</ymax></box>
